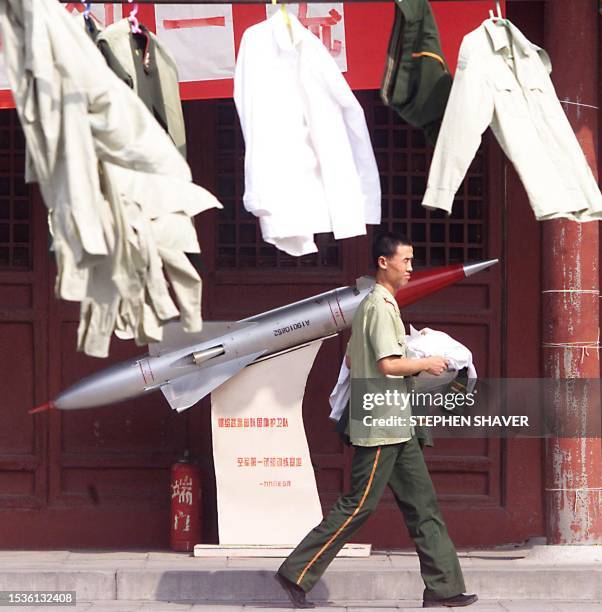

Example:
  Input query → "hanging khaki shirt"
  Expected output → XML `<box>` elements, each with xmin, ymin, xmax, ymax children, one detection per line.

<box><xmin>0</xmin><ymin>0</ymin><xmax>221</xmax><ymax>358</ymax></box>
<box><xmin>422</xmin><ymin>19</ymin><xmax>602</xmax><ymax>222</ymax></box>
<box><xmin>347</xmin><ymin>283</ymin><xmax>413</xmax><ymax>447</ymax></box>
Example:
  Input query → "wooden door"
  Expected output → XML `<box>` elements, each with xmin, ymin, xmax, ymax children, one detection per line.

<box><xmin>0</xmin><ymin>86</ymin><xmax>544</xmax><ymax>547</ymax></box>
<box><xmin>0</xmin><ymin>111</ymin><xmax>48</xmax><ymax>529</ymax></box>
<box><xmin>188</xmin><ymin>91</ymin><xmax>543</xmax><ymax>548</ymax></box>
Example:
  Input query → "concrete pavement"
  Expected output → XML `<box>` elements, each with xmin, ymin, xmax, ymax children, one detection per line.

<box><xmin>5</xmin><ymin>601</ymin><xmax>600</xmax><ymax>611</ymax></box>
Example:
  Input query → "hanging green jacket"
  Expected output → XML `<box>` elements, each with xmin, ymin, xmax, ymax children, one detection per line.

<box><xmin>97</xmin><ymin>19</ymin><xmax>187</xmax><ymax>159</ymax></box>
<box><xmin>381</xmin><ymin>0</ymin><xmax>452</xmax><ymax>146</ymax></box>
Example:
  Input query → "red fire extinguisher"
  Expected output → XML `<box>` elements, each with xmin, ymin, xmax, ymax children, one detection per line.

<box><xmin>170</xmin><ymin>451</ymin><xmax>201</xmax><ymax>552</ymax></box>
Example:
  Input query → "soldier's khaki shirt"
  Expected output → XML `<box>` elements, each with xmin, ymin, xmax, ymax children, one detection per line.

<box><xmin>347</xmin><ymin>283</ymin><xmax>413</xmax><ymax>446</ymax></box>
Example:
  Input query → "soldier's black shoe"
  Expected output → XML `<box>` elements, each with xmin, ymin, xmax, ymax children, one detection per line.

<box><xmin>274</xmin><ymin>573</ymin><xmax>315</xmax><ymax>609</ymax></box>
<box><xmin>423</xmin><ymin>593</ymin><xmax>478</xmax><ymax>607</ymax></box>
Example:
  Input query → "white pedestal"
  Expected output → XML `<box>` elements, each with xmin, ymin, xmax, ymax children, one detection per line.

<box><xmin>193</xmin><ymin>543</ymin><xmax>371</xmax><ymax>558</ymax></box>
<box><xmin>211</xmin><ymin>342</ymin><xmax>324</xmax><ymax>546</ymax></box>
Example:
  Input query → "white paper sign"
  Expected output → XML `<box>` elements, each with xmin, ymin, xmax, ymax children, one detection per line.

<box><xmin>212</xmin><ymin>342</ymin><xmax>323</xmax><ymax>546</ymax></box>
<box><xmin>266</xmin><ymin>3</ymin><xmax>347</xmax><ymax>72</ymax></box>
<box><xmin>154</xmin><ymin>4</ymin><xmax>235</xmax><ymax>82</ymax></box>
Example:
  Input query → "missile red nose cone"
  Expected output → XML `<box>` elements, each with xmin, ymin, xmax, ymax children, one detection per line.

<box><xmin>394</xmin><ymin>259</ymin><xmax>498</xmax><ymax>309</ymax></box>
<box><xmin>394</xmin><ymin>264</ymin><xmax>465</xmax><ymax>309</ymax></box>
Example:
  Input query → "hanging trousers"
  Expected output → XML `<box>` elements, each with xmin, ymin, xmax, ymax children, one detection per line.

<box><xmin>278</xmin><ymin>436</ymin><xmax>466</xmax><ymax>600</ymax></box>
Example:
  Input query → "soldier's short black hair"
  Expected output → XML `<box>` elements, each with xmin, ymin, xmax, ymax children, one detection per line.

<box><xmin>372</xmin><ymin>231</ymin><xmax>412</xmax><ymax>268</ymax></box>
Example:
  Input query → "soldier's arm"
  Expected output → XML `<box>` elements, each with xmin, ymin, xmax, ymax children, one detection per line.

<box><xmin>367</xmin><ymin>304</ymin><xmax>448</xmax><ymax>376</ymax></box>
<box><xmin>378</xmin><ymin>354</ymin><xmax>448</xmax><ymax>377</ymax></box>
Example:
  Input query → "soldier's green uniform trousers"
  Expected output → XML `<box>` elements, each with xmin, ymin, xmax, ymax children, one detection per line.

<box><xmin>278</xmin><ymin>436</ymin><xmax>466</xmax><ymax>600</ymax></box>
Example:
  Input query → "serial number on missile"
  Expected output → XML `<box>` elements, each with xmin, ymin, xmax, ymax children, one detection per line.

<box><xmin>273</xmin><ymin>320</ymin><xmax>310</xmax><ymax>337</ymax></box>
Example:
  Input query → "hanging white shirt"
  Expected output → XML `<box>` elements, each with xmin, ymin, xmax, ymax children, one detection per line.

<box><xmin>234</xmin><ymin>11</ymin><xmax>381</xmax><ymax>256</ymax></box>
<box><xmin>422</xmin><ymin>19</ymin><xmax>602</xmax><ymax>222</ymax></box>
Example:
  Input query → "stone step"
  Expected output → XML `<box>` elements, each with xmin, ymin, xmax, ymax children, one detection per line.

<box><xmin>0</xmin><ymin>547</ymin><xmax>599</xmax><ymax>605</ymax></box>
<box><xmin>0</xmin><ymin>563</ymin><xmax>599</xmax><ymax>603</ymax></box>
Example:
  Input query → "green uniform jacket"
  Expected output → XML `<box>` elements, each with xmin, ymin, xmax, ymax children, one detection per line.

<box><xmin>97</xmin><ymin>19</ymin><xmax>187</xmax><ymax>158</ymax></box>
<box><xmin>381</xmin><ymin>0</ymin><xmax>452</xmax><ymax>146</ymax></box>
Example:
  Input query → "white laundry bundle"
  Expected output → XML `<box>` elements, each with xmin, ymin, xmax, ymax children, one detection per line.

<box><xmin>0</xmin><ymin>0</ymin><xmax>222</xmax><ymax>357</ymax></box>
<box><xmin>406</xmin><ymin>326</ymin><xmax>477</xmax><ymax>380</ymax></box>
<box><xmin>234</xmin><ymin>11</ymin><xmax>381</xmax><ymax>256</ymax></box>
<box><xmin>328</xmin><ymin>359</ymin><xmax>350</xmax><ymax>422</ymax></box>
<box><xmin>329</xmin><ymin>326</ymin><xmax>477</xmax><ymax>421</ymax></box>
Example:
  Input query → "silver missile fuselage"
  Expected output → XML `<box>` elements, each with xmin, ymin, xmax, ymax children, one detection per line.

<box><xmin>52</xmin><ymin>259</ymin><xmax>499</xmax><ymax>412</ymax></box>
<box><xmin>54</xmin><ymin>278</ymin><xmax>376</xmax><ymax>411</ymax></box>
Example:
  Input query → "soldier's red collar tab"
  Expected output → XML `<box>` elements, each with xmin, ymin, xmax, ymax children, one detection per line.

<box><xmin>383</xmin><ymin>297</ymin><xmax>397</xmax><ymax>308</ymax></box>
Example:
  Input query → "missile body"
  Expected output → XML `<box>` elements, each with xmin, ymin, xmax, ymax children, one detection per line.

<box><xmin>40</xmin><ymin>260</ymin><xmax>498</xmax><ymax>413</ymax></box>
<box><xmin>54</xmin><ymin>279</ymin><xmax>373</xmax><ymax>411</ymax></box>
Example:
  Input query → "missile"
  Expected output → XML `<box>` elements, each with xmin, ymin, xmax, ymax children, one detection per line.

<box><xmin>30</xmin><ymin>259</ymin><xmax>498</xmax><ymax>414</ymax></box>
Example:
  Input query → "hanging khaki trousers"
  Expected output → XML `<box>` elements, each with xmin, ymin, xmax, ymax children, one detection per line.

<box><xmin>278</xmin><ymin>436</ymin><xmax>466</xmax><ymax>600</ymax></box>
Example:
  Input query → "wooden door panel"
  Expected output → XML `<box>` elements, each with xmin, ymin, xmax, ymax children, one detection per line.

<box><xmin>57</xmin><ymin>323</ymin><xmax>185</xmax><ymax>457</ymax></box>
<box><xmin>0</xmin><ymin>72</ymin><xmax>545</xmax><ymax>547</ymax></box>
<box><xmin>0</xmin><ymin>471</ymin><xmax>35</xmax><ymax>497</ymax></box>
<box><xmin>195</xmin><ymin>92</ymin><xmax>534</xmax><ymax>548</ymax></box>
<box><xmin>0</xmin><ymin>111</ymin><xmax>48</xmax><ymax>516</ymax></box>
<box><xmin>304</xmin><ymin>335</ymin><xmax>348</xmax><ymax>508</ymax></box>
<box><xmin>0</xmin><ymin>322</ymin><xmax>36</xmax><ymax>453</ymax></box>
<box><xmin>51</xmin><ymin>317</ymin><xmax>188</xmax><ymax>513</ymax></box>
<box><xmin>61</xmin><ymin>468</ymin><xmax>170</xmax><ymax>503</ymax></box>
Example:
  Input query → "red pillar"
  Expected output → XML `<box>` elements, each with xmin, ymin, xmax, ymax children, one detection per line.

<box><xmin>542</xmin><ymin>0</ymin><xmax>602</xmax><ymax>544</ymax></box>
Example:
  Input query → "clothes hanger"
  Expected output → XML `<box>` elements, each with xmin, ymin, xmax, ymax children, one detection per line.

<box><xmin>127</xmin><ymin>0</ymin><xmax>152</xmax><ymax>71</ymax></box>
<box><xmin>272</xmin><ymin>0</ymin><xmax>294</xmax><ymax>43</ymax></box>
<box><xmin>126</xmin><ymin>0</ymin><xmax>142</xmax><ymax>34</ymax></box>
<box><xmin>488</xmin><ymin>0</ymin><xmax>509</xmax><ymax>26</ymax></box>
<box><xmin>81</xmin><ymin>1</ymin><xmax>95</xmax><ymax>34</ymax></box>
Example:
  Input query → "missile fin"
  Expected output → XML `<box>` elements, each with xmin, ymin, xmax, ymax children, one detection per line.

<box><xmin>253</xmin><ymin>335</ymin><xmax>336</xmax><ymax>365</ymax></box>
<box><xmin>149</xmin><ymin>320</ymin><xmax>256</xmax><ymax>357</ymax></box>
<box><xmin>160</xmin><ymin>350</ymin><xmax>265</xmax><ymax>412</ymax></box>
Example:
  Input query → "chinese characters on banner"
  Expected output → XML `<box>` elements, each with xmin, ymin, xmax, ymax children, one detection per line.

<box><xmin>0</xmin><ymin>2</ymin><xmax>345</xmax><ymax>94</ymax></box>
<box><xmin>218</xmin><ymin>416</ymin><xmax>289</xmax><ymax>428</ymax></box>
<box><xmin>0</xmin><ymin>2</ymin><xmax>120</xmax><ymax>89</ymax></box>
<box><xmin>265</xmin><ymin>3</ymin><xmax>347</xmax><ymax>72</ymax></box>
<box><xmin>156</xmin><ymin>3</ymin><xmax>347</xmax><ymax>79</ymax></box>
<box><xmin>155</xmin><ymin>4</ymin><xmax>236</xmax><ymax>82</ymax></box>
<box><xmin>0</xmin><ymin>2</ymin><xmax>498</xmax><ymax>107</ymax></box>
<box><xmin>235</xmin><ymin>456</ymin><xmax>302</xmax><ymax>468</ymax></box>
<box><xmin>64</xmin><ymin>2</ymin><xmax>124</xmax><ymax>22</ymax></box>
<box><xmin>211</xmin><ymin>342</ymin><xmax>323</xmax><ymax>546</ymax></box>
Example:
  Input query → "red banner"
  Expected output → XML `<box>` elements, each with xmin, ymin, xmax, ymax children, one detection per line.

<box><xmin>0</xmin><ymin>2</ymin><xmax>500</xmax><ymax>108</ymax></box>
